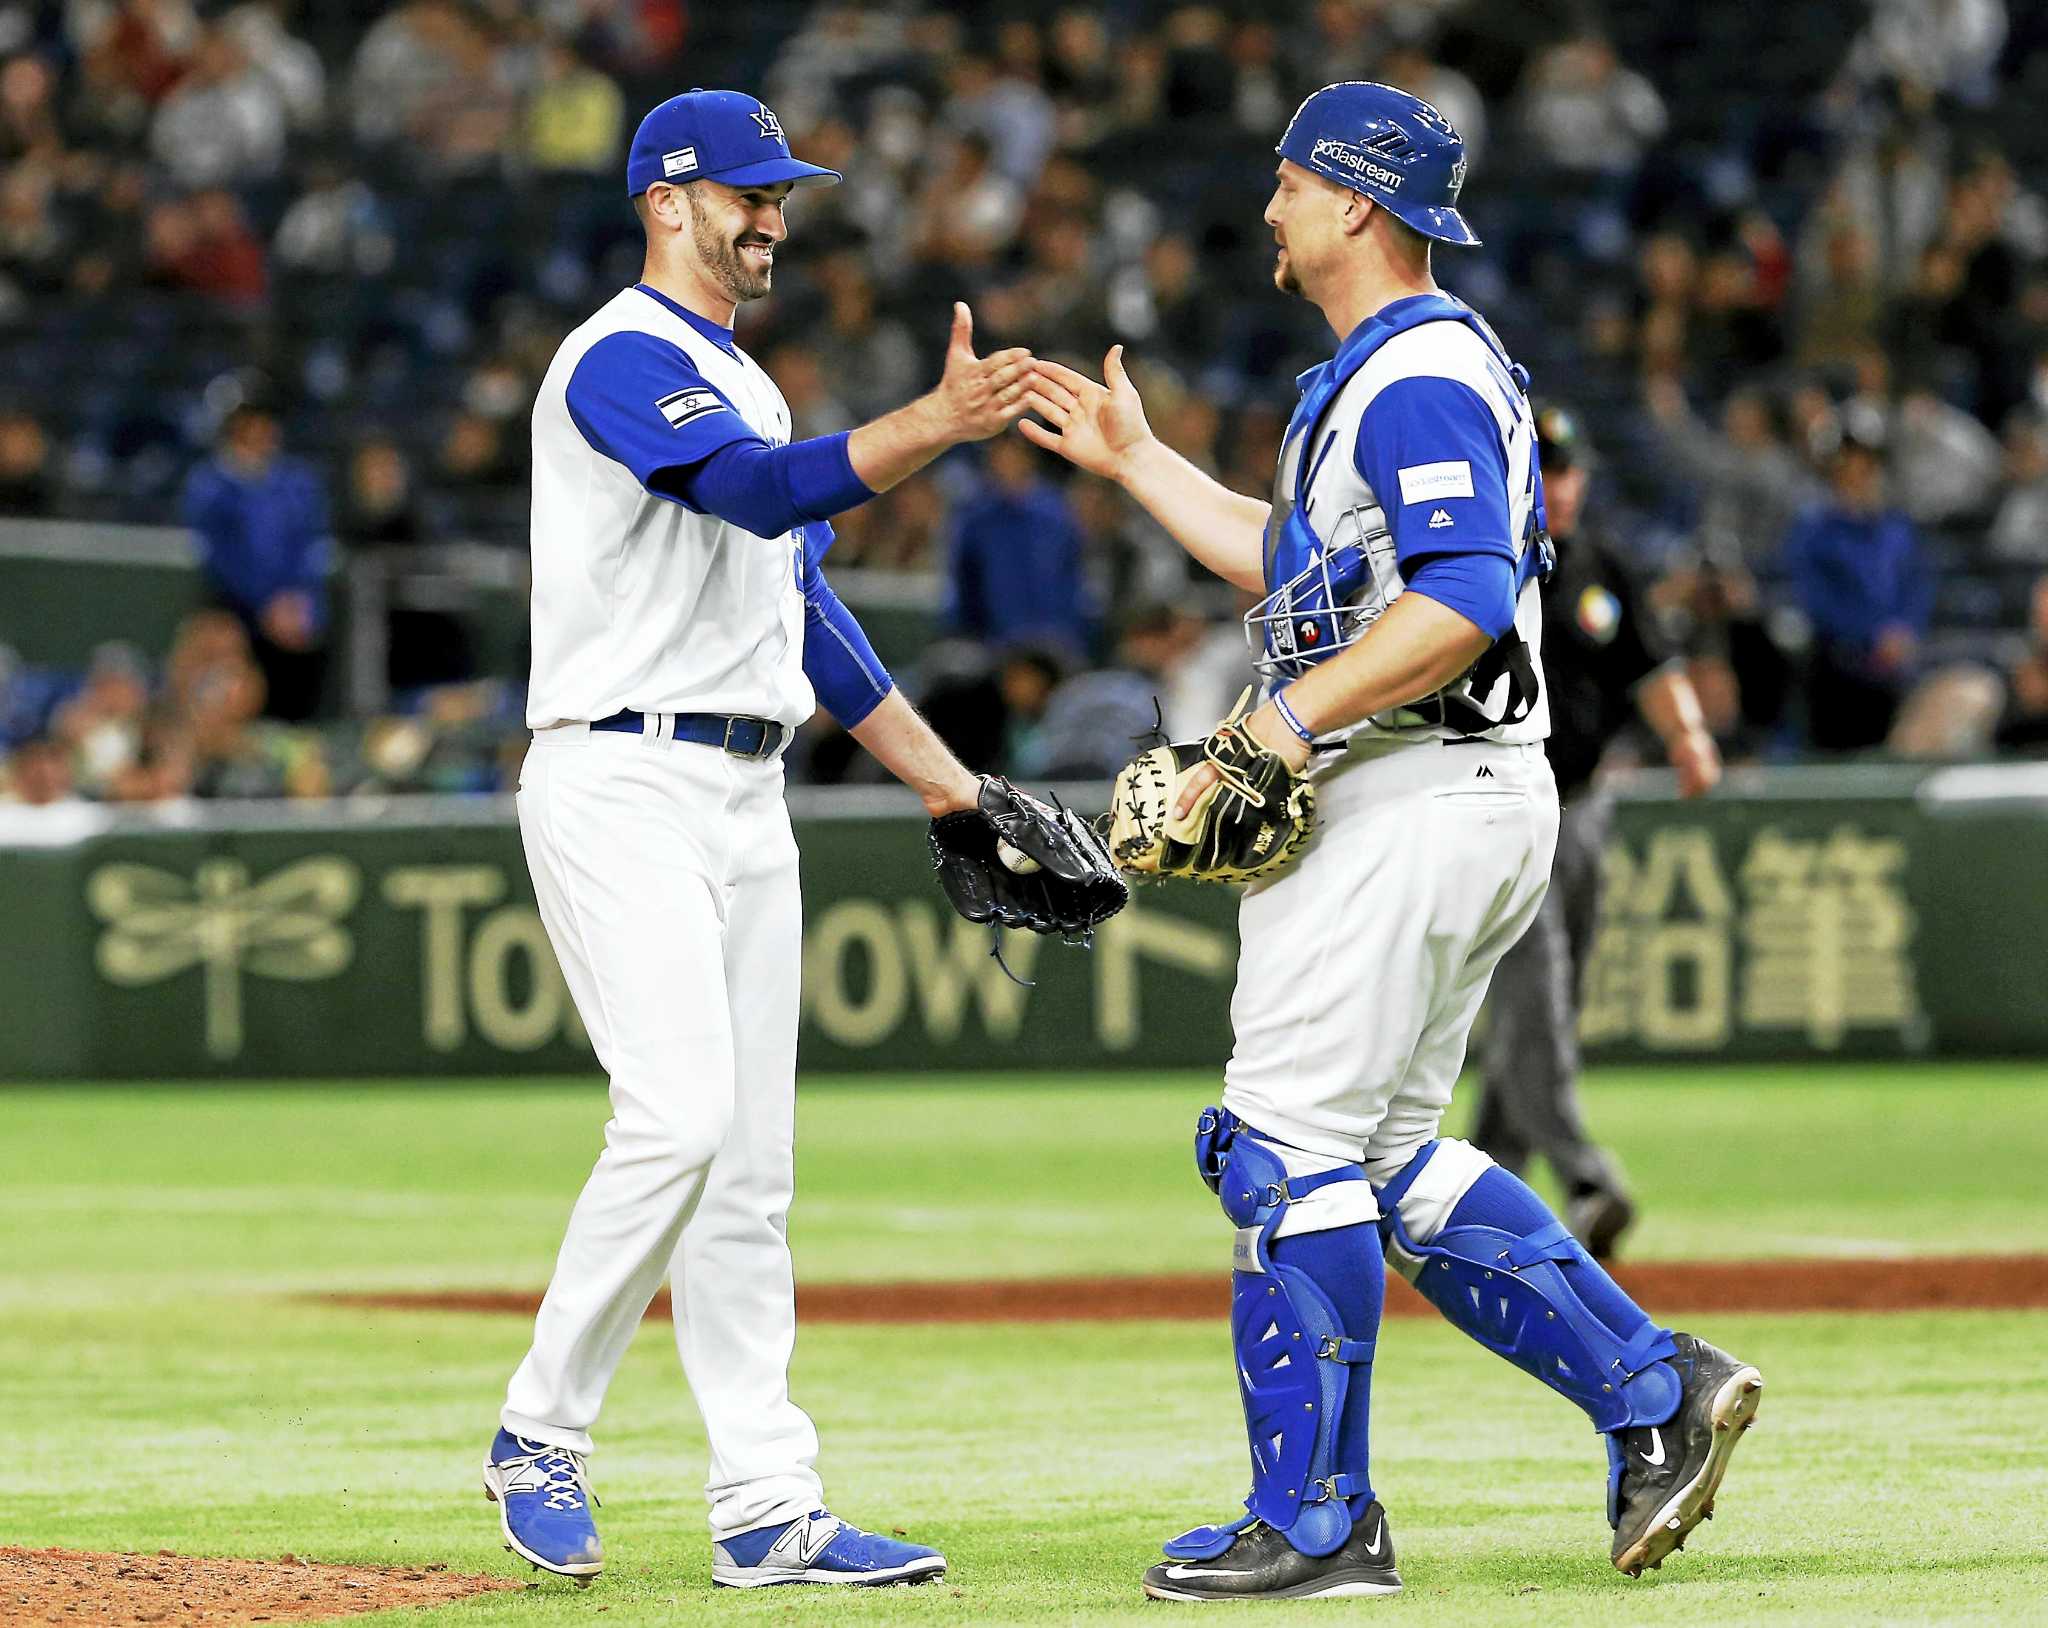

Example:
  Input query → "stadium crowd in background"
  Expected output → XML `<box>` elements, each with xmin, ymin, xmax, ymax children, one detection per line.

<box><xmin>4</xmin><ymin>0</ymin><xmax>2048</xmax><ymax>805</ymax></box>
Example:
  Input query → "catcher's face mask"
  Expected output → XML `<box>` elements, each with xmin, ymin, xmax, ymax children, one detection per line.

<box><xmin>1243</xmin><ymin>501</ymin><xmax>1384</xmax><ymax>683</ymax></box>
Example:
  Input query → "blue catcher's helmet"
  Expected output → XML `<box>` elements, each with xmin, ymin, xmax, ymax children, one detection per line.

<box><xmin>1276</xmin><ymin>81</ymin><xmax>1478</xmax><ymax>247</ymax></box>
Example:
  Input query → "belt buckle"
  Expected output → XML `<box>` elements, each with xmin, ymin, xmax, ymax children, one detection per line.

<box><xmin>724</xmin><ymin>716</ymin><xmax>775</xmax><ymax>760</ymax></box>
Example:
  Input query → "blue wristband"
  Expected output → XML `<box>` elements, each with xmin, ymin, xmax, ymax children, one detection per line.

<box><xmin>1273</xmin><ymin>689</ymin><xmax>1317</xmax><ymax>744</ymax></box>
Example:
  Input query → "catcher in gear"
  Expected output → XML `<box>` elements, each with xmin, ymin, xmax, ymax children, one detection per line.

<box><xmin>1108</xmin><ymin>689</ymin><xmax>1316</xmax><ymax>883</ymax></box>
<box><xmin>929</xmin><ymin>775</ymin><xmax>1127</xmax><ymax>940</ymax></box>
<box><xmin>1016</xmin><ymin>80</ymin><xmax>1760</xmax><ymax>1605</ymax></box>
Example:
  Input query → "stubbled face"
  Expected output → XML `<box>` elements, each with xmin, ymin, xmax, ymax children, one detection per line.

<box><xmin>1263</xmin><ymin>159</ymin><xmax>1354</xmax><ymax>299</ymax></box>
<box><xmin>680</xmin><ymin>179</ymin><xmax>792</xmax><ymax>303</ymax></box>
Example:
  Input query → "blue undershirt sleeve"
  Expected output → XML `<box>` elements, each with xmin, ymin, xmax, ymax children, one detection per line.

<box><xmin>565</xmin><ymin>331</ymin><xmax>875</xmax><ymax>536</ymax></box>
<box><xmin>798</xmin><ymin>522</ymin><xmax>894</xmax><ymax>727</ymax></box>
<box><xmin>669</xmin><ymin>432</ymin><xmax>872</xmax><ymax>536</ymax></box>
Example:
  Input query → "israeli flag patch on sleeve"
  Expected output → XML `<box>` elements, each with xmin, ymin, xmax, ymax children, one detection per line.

<box><xmin>1397</xmin><ymin>460</ymin><xmax>1475</xmax><ymax>504</ymax></box>
<box><xmin>656</xmin><ymin>388</ymin><xmax>724</xmax><ymax>428</ymax></box>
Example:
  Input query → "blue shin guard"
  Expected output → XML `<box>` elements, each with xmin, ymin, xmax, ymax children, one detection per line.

<box><xmin>1378</xmin><ymin>1146</ymin><xmax>1679</xmax><ymax>1435</ymax></box>
<box><xmin>1165</xmin><ymin>1108</ymin><xmax>1379</xmax><ymax>1562</ymax></box>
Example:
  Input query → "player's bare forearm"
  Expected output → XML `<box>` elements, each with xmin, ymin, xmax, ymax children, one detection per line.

<box><xmin>847</xmin><ymin>303</ymin><xmax>1034</xmax><ymax>494</ymax></box>
<box><xmin>848</xmin><ymin>688</ymin><xmax>982</xmax><ymax>816</ymax></box>
<box><xmin>1116</xmin><ymin>438</ymin><xmax>1271</xmax><ymax>593</ymax></box>
<box><xmin>1246</xmin><ymin>592</ymin><xmax>1492</xmax><ymax>768</ymax></box>
<box><xmin>1021</xmin><ymin>350</ymin><xmax>1268</xmax><ymax>593</ymax></box>
<box><xmin>1637</xmin><ymin>665</ymin><xmax>1722</xmax><ymax>797</ymax></box>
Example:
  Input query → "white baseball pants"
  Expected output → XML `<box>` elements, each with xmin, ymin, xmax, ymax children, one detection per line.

<box><xmin>502</xmin><ymin>725</ymin><xmax>822</xmax><ymax>1540</ymax></box>
<box><xmin>1223</xmin><ymin>736</ymin><xmax>1560</xmax><ymax>1170</ymax></box>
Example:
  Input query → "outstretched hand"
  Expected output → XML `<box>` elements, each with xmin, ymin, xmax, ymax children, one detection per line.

<box><xmin>1018</xmin><ymin>346</ymin><xmax>1155</xmax><ymax>480</ymax></box>
<box><xmin>930</xmin><ymin>302</ymin><xmax>1035</xmax><ymax>443</ymax></box>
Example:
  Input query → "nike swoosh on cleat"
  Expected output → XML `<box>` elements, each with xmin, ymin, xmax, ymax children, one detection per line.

<box><xmin>1362</xmin><ymin>1518</ymin><xmax>1385</xmax><ymax>1557</ymax></box>
<box><xmin>1639</xmin><ymin>1427</ymin><xmax>1667</xmax><ymax>1467</ymax></box>
<box><xmin>1163</xmin><ymin>1565</ymin><xmax>1255</xmax><ymax>1580</ymax></box>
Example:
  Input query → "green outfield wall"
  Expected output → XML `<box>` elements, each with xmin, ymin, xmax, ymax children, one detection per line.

<box><xmin>2</xmin><ymin>762</ymin><xmax>2045</xmax><ymax>1080</ymax></box>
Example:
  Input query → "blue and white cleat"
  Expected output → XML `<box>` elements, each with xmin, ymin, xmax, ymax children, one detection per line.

<box><xmin>711</xmin><ymin>1510</ymin><xmax>946</xmax><ymax>1588</ymax></box>
<box><xmin>482</xmin><ymin>1429</ymin><xmax>603</xmax><ymax>1583</ymax></box>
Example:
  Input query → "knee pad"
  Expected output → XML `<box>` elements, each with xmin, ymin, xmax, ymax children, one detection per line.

<box><xmin>1367</xmin><ymin>1136</ymin><xmax>1494</xmax><ymax>1244</ymax></box>
<box><xmin>1182</xmin><ymin>1108</ymin><xmax>1376</xmax><ymax>1558</ymax></box>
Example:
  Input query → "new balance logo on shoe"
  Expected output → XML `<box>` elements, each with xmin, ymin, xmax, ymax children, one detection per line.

<box><xmin>1428</xmin><ymin>508</ymin><xmax>1454</xmax><ymax>529</ymax></box>
<box><xmin>1638</xmin><ymin>1426</ymin><xmax>1667</xmax><ymax>1467</ymax></box>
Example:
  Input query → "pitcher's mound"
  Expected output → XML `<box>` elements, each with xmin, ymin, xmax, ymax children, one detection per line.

<box><xmin>0</xmin><ymin>1547</ymin><xmax>522</xmax><ymax>1625</ymax></box>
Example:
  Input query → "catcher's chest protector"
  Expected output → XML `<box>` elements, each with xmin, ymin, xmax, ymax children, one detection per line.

<box><xmin>1253</xmin><ymin>294</ymin><xmax>1552</xmax><ymax>742</ymax></box>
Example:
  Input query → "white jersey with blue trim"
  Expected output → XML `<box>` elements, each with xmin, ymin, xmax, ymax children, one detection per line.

<box><xmin>526</xmin><ymin>286</ymin><xmax>810</xmax><ymax>730</ymax></box>
<box><xmin>1285</xmin><ymin>316</ymin><xmax>1548</xmax><ymax>746</ymax></box>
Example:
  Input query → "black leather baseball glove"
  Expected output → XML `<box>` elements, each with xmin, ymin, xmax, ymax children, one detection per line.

<box><xmin>928</xmin><ymin>776</ymin><xmax>1128</xmax><ymax>940</ymax></box>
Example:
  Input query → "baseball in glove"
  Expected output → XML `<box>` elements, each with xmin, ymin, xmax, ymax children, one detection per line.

<box><xmin>929</xmin><ymin>775</ymin><xmax>1129</xmax><ymax>944</ymax></box>
<box><xmin>1107</xmin><ymin>689</ymin><xmax>1316</xmax><ymax>883</ymax></box>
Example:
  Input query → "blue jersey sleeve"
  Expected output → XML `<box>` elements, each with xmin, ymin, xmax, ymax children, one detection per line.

<box><xmin>798</xmin><ymin>522</ymin><xmax>894</xmax><ymax>727</ymax></box>
<box><xmin>565</xmin><ymin>330</ymin><xmax>760</xmax><ymax>489</ymax></box>
<box><xmin>1354</xmin><ymin>375</ymin><xmax>1516</xmax><ymax>567</ymax></box>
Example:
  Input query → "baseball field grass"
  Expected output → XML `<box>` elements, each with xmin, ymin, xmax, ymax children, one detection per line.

<box><xmin>6</xmin><ymin>1064</ymin><xmax>2048</xmax><ymax>1625</ymax></box>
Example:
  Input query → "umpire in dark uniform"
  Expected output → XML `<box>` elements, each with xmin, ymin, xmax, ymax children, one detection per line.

<box><xmin>1472</xmin><ymin>405</ymin><xmax>1722</xmax><ymax>1259</ymax></box>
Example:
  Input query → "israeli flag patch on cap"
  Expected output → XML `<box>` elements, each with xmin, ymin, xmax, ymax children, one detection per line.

<box><xmin>662</xmin><ymin>147</ymin><xmax>698</xmax><ymax>177</ymax></box>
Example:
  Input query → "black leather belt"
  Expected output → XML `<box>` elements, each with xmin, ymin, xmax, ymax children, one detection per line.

<box><xmin>589</xmin><ymin>709</ymin><xmax>788</xmax><ymax>759</ymax></box>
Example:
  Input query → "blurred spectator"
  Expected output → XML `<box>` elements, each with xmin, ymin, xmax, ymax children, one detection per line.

<box><xmin>1893</xmin><ymin>386</ymin><xmax>2002</xmax><ymax>524</ymax></box>
<box><xmin>1994</xmin><ymin>574</ymin><xmax>2048</xmax><ymax>751</ymax></box>
<box><xmin>1841</xmin><ymin>0</ymin><xmax>2008</xmax><ymax>105</ymax></box>
<box><xmin>348</xmin><ymin>0</ymin><xmax>468</xmax><ymax>147</ymax></box>
<box><xmin>0</xmin><ymin>407</ymin><xmax>55</xmax><ymax>516</ymax></box>
<box><xmin>0</xmin><ymin>156</ymin><xmax>69</xmax><ymax>307</ymax></box>
<box><xmin>1028</xmin><ymin>602</ymin><xmax>1205</xmax><ymax>778</ymax></box>
<box><xmin>68</xmin><ymin>168</ymin><xmax>150</xmax><ymax>295</ymax></box>
<box><xmin>1990</xmin><ymin>412</ymin><xmax>2048</xmax><ymax>563</ymax></box>
<box><xmin>0</xmin><ymin>51</ymin><xmax>62</xmax><ymax>160</ymax></box>
<box><xmin>1779</xmin><ymin>418</ymin><xmax>1932</xmax><ymax>750</ymax></box>
<box><xmin>0</xmin><ymin>737</ymin><xmax>76</xmax><ymax>805</ymax></box>
<box><xmin>221</xmin><ymin>0</ymin><xmax>324</xmax><ymax>131</ymax></box>
<box><xmin>179</xmin><ymin>400</ymin><xmax>331</xmax><ymax>721</ymax></box>
<box><xmin>940</xmin><ymin>437</ymin><xmax>1090</xmax><ymax>660</ymax></box>
<box><xmin>909</xmin><ymin>130</ymin><xmax>1022</xmax><ymax>269</ymax></box>
<box><xmin>145</xmin><ymin>190</ymin><xmax>268</xmax><ymax>306</ymax></box>
<box><xmin>79</xmin><ymin>0</ymin><xmax>201</xmax><ymax>122</ymax></box>
<box><xmin>942</xmin><ymin>49</ymin><xmax>1054</xmax><ymax>190</ymax></box>
<box><xmin>149</xmin><ymin>22</ymin><xmax>287</xmax><ymax>187</ymax></box>
<box><xmin>1515</xmin><ymin>33</ymin><xmax>1666</xmax><ymax>178</ymax></box>
<box><xmin>273</xmin><ymin>158</ymin><xmax>396</xmax><ymax>278</ymax></box>
<box><xmin>49</xmin><ymin>641</ymin><xmax>149</xmax><ymax>797</ymax></box>
<box><xmin>1645</xmin><ymin>379</ymin><xmax>1821</xmax><ymax>569</ymax></box>
<box><xmin>519</xmin><ymin>39</ymin><xmax>622</xmax><ymax>174</ymax></box>
<box><xmin>339</xmin><ymin>436</ymin><xmax>423</xmax><ymax>545</ymax></box>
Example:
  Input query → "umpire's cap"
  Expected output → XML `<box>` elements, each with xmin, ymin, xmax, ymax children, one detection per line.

<box><xmin>626</xmin><ymin>89</ymin><xmax>841</xmax><ymax>197</ymax></box>
<box><xmin>1535</xmin><ymin>403</ymin><xmax>1597</xmax><ymax>472</ymax></box>
<box><xmin>1276</xmin><ymin>81</ymin><xmax>1478</xmax><ymax>247</ymax></box>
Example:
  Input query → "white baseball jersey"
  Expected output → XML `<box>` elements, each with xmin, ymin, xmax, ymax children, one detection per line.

<box><xmin>526</xmin><ymin>286</ymin><xmax>811</xmax><ymax>730</ymax></box>
<box><xmin>1277</xmin><ymin>315</ymin><xmax>1549</xmax><ymax>746</ymax></box>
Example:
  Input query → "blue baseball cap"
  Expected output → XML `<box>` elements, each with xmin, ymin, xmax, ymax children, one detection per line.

<box><xmin>626</xmin><ymin>88</ymin><xmax>842</xmax><ymax>198</ymax></box>
<box><xmin>1276</xmin><ymin>81</ymin><xmax>1478</xmax><ymax>247</ymax></box>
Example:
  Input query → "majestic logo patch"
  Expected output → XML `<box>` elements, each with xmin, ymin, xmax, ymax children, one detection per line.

<box><xmin>1398</xmin><ymin>460</ymin><xmax>1475</xmax><ymax>504</ymax></box>
<box><xmin>750</xmin><ymin>105</ymin><xmax>785</xmax><ymax>141</ymax></box>
<box><xmin>1428</xmin><ymin>508</ymin><xmax>1454</xmax><ymax>529</ymax></box>
<box><xmin>661</xmin><ymin>146</ymin><xmax>698</xmax><ymax>177</ymax></box>
<box><xmin>656</xmin><ymin>388</ymin><xmax>725</xmax><ymax>428</ymax></box>
<box><xmin>1308</xmin><ymin>137</ymin><xmax>1403</xmax><ymax>192</ymax></box>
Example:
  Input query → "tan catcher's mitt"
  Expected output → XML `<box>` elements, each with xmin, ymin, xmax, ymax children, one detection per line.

<box><xmin>1107</xmin><ymin>689</ymin><xmax>1316</xmax><ymax>883</ymax></box>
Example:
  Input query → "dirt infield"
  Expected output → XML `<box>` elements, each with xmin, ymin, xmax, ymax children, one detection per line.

<box><xmin>329</xmin><ymin>1252</ymin><xmax>2048</xmax><ymax>1324</ymax></box>
<box><xmin>0</xmin><ymin>1549</ymin><xmax>521</xmax><ymax>1626</ymax></box>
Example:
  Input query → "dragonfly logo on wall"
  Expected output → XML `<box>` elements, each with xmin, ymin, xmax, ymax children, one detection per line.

<box><xmin>87</xmin><ymin>857</ymin><xmax>361</xmax><ymax>1059</ymax></box>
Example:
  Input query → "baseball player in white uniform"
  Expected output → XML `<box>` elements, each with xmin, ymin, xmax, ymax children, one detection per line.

<box><xmin>482</xmin><ymin>88</ymin><xmax>1039</xmax><ymax>1591</ymax></box>
<box><xmin>1022</xmin><ymin>83</ymin><xmax>1762</xmax><ymax>1601</ymax></box>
